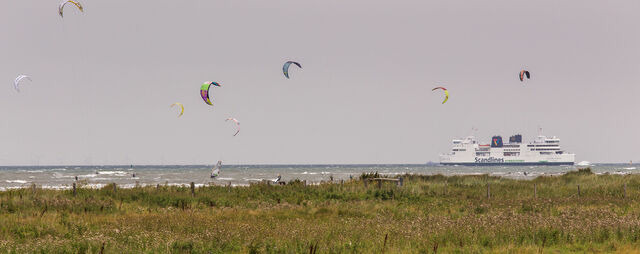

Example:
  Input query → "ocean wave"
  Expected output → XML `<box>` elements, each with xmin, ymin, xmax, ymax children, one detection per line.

<box><xmin>216</xmin><ymin>177</ymin><xmax>234</xmax><ymax>180</ymax></box>
<box><xmin>27</xmin><ymin>170</ymin><xmax>44</xmax><ymax>173</ymax></box>
<box><xmin>52</xmin><ymin>172</ymin><xmax>74</xmax><ymax>179</ymax></box>
<box><xmin>5</xmin><ymin>180</ymin><xmax>27</xmax><ymax>184</ymax></box>
<box><xmin>97</xmin><ymin>171</ymin><xmax>128</xmax><ymax>176</ymax></box>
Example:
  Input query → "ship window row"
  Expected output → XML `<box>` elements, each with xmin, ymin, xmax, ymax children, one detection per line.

<box><xmin>502</xmin><ymin>145</ymin><xmax>520</xmax><ymax>148</ymax></box>
<box><xmin>532</xmin><ymin>148</ymin><xmax>560</xmax><ymax>151</ymax></box>
<box><xmin>504</xmin><ymin>152</ymin><xmax>520</xmax><ymax>156</ymax></box>
<box><xmin>527</xmin><ymin>144</ymin><xmax>560</xmax><ymax>147</ymax></box>
<box><xmin>453</xmin><ymin>149</ymin><xmax>466</xmax><ymax>151</ymax></box>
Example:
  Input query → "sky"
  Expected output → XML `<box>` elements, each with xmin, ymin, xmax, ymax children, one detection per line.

<box><xmin>1</xmin><ymin>0</ymin><xmax>639</xmax><ymax>165</ymax></box>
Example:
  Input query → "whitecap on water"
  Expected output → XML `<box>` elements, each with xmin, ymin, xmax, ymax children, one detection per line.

<box><xmin>97</xmin><ymin>171</ymin><xmax>128</xmax><ymax>176</ymax></box>
<box><xmin>5</xmin><ymin>180</ymin><xmax>27</xmax><ymax>184</ymax></box>
<box><xmin>52</xmin><ymin>172</ymin><xmax>74</xmax><ymax>179</ymax></box>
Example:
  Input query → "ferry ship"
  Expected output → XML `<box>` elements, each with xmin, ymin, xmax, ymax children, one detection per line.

<box><xmin>439</xmin><ymin>134</ymin><xmax>575</xmax><ymax>165</ymax></box>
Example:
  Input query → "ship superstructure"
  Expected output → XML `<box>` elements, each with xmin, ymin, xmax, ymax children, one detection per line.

<box><xmin>439</xmin><ymin>134</ymin><xmax>575</xmax><ymax>165</ymax></box>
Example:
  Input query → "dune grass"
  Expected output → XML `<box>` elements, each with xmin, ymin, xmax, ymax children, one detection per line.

<box><xmin>2</xmin><ymin>168</ymin><xmax>640</xmax><ymax>253</ymax></box>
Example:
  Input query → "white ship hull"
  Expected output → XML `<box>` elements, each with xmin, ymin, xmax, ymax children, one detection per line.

<box><xmin>440</xmin><ymin>154</ymin><xmax>575</xmax><ymax>165</ymax></box>
<box><xmin>439</xmin><ymin>134</ymin><xmax>575</xmax><ymax>166</ymax></box>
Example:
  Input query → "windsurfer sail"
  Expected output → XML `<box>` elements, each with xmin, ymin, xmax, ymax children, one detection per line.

<box><xmin>272</xmin><ymin>174</ymin><xmax>281</xmax><ymax>184</ymax></box>
<box><xmin>211</xmin><ymin>160</ymin><xmax>222</xmax><ymax>178</ymax></box>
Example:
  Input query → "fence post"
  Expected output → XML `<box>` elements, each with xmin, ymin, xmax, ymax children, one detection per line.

<box><xmin>364</xmin><ymin>179</ymin><xmax>368</xmax><ymax>188</ymax></box>
<box><xmin>534</xmin><ymin>183</ymin><xmax>537</xmax><ymax>199</ymax></box>
<box><xmin>73</xmin><ymin>182</ymin><xmax>77</xmax><ymax>196</ymax></box>
<box><xmin>190</xmin><ymin>182</ymin><xmax>195</xmax><ymax>196</ymax></box>
<box><xmin>377</xmin><ymin>179</ymin><xmax>382</xmax><ymax>189</ymax></box>
<box><xmin>577</xmin><ymin>185</ymin><xmax>580</xmax><ymax>197</ymax></box>
<box><xmin>304</xmin><ymin>180</ymin><xmax>307</xmax><ymax>186</ymax></box>
<box><xmin>624</xmin><ymin>183</ymin><xmax>627</xmax><ymax>198</ymax></box>
<box><xmin>487</xmin><ymin>183</ymin><xmax>491</xmax><ymax>199</ymax></box>
<box><xmin>112</xmin><ymin>183</ymin><xmax>117</xmax><ymax>193</ymax></box>
<box><xmin>398</xmin><ymin>177</ymin><xmax>403</xmax><ymax>187</ymax></box>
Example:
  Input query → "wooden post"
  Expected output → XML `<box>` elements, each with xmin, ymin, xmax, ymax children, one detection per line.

<box><xmin>156</xmin><ymin>184</ymin><xmax>160</xmax><ymax>190</ymax></box>
<box><xmin>190</xmin><ymin>182</ymin><xmax>195</xmax><ymax>196</ymax></box>
<box><xmin>398</xmin><ymin>177</ymin><xmax>403</xmax><ymax>187</ymax></box>
<box><xmin>577</xmin><ymin>185</ymin><xmax>580</xmax><ymax>197</ymax></box>
<box><xmin>487</xmin><ymin>183</ymin><xmax>490</xmax><ymax>199</ymax></box>
<box><xmin>31</xmin><ymin>183</ymin><xmax>36</xmax><ymax>195</ymax></box>
<box><xmin>624</xmin><ymin>183</ymin><xmax>627</xmax><ymax>198</ymax></box>
<box><xmin>304</xmin><ymin>180</ymin><xmax>307</xmax><ymax>186</ymax></box>
<box><xmin>377</xmin><ymin>179</ymin><xmax>382</xmax><ymax>189</ymax></box>
<box><xmin>72</xmin><ymin>182</ymin><xmax>77</xmax><ymax>196</ymax></box>
<box><xmin>112</xmin><ymin>183</ymin><xmax>117</xmax><ymax>193</ymax></box>
<box><xmin>534</xmin><ymin>183</ymin><xmax>537</xmax><ymax>198</ymax></box>
<box><xmin>364</xmin><ymin>179</ymin><xmax>368</xmax><ymax>188</ymax></box>
<box><xmin>340</xmin><ymin>180</ymin><xmax>344</xmax><ymax>186</ymax></box>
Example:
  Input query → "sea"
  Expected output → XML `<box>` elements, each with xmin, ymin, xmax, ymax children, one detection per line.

<box><xmin>0</xmin><ymin>164</ymin><xmax>636</xmax><ymax>191</ymax></box>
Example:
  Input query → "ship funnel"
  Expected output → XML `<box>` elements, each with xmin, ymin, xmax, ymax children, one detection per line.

<box><xmin>509</xmin><ymin>134</ymin><xmax>522</xmax><ymax>143</ymax></box>
<box><xmin>491</xmin><ymin>136</ymin><xmax>503</xmax><ymax>147</ymax></box>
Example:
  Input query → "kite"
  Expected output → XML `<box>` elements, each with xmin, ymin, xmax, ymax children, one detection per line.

<box><xmin>200</xmin><ymin>81</ymin><xmax>221</xmax><ymax>106</ymax></box>
<box><xmin>13</xmin><ymin>75</ymin><xmax>32</xmax><ymax>92</ymax></box>
<box><xmin>282</xmin><ymin>61</ymin><xmax>302</xmax><ymax>79</ymax></box>
<box><xmin>432</xmin><ymin>86</ymin><xmax>449</xmax><ymax>104</ymax></box>
<box><xmin>225</xmin><ymin>118</ymin><xmax>240</xmax><ymax>136</ymax></box>
<box><xmin>59</xmin><ymin>0</ymin><xmax>83</xmax><ymax>18</ymax></box>
<box><xmin>519</xmin><ymin>70</ymin><xmax>530</xmax><ymax>82</ymax></box>
<box><xmin>170</xmin><ymin>103</ymin><xmax>184</xmax><ymax>117</ymax></box>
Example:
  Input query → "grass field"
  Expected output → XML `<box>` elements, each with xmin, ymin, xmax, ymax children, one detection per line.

<box><xmin>2</xmin><ymin>168</ymin><xmax>640</xmax><ymax>253</ymax></box>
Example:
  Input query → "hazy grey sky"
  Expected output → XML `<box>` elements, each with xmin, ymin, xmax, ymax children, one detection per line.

<box><xmin>1</xmin><ymin>0</ymin><xmax>639</xmax><ymax>165</ymax></box>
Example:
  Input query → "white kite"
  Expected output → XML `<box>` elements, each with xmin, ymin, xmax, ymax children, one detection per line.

<box><xmin>13</xmin><ymin>75</ymin><xmax>32</xmax><ymax>92</ymax></box>
<box><xmin>225</xmin><ymin>118</ymin><xmax>240</xmax><ymax>136</ymax></box>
